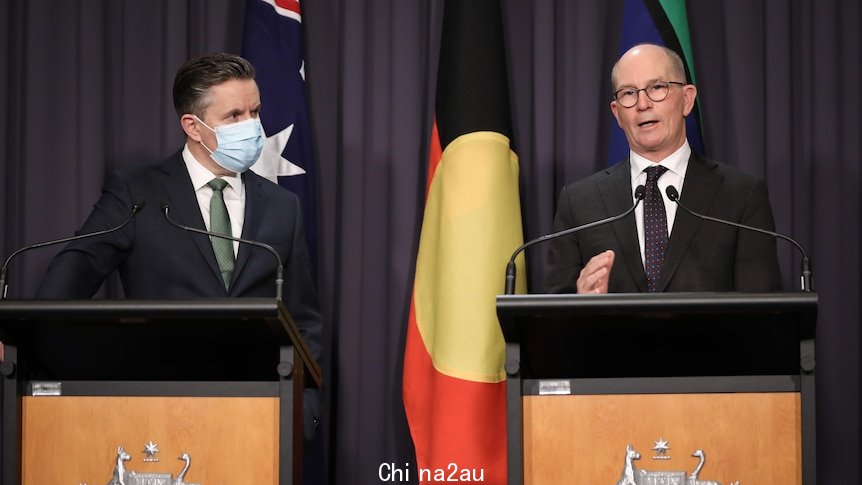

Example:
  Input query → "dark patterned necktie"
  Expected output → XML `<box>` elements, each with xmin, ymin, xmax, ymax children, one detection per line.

<box><xmin>208</xmin><ymin>178</ymin><xmax>234</xmax><ymax>289</ymax></box>
<box><xmin>643</xmin><ymin>165</ymin><xmax>669</xmax><ymax>292</ymax></box>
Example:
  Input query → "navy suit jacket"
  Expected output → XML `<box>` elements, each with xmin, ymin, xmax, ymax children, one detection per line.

<box><xmin>36</xmin><ymin>150</ymin><xmax>323</xmax><ymax>361</ymax></box>
<box><xmin>544</xmin><ymin>153</ymin><xmax>782</xmax><ymax>293</ymax></box>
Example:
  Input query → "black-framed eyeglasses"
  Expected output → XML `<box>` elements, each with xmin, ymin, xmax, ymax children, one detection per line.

<box><xmin>613</xmin><ymin>81</ymin><xmax>685</xmax><ymax>108</ymax></box>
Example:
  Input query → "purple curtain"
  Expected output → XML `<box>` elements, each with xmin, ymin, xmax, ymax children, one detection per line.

<box><xmin>506</xmin><ymin>2</ymin><xmax>859</xmax><ymax>480</ymax></box>
<box><xmin>1</xmin><ymin>0</ymin><xmax>858</xmax><ymax>483</ymax></box>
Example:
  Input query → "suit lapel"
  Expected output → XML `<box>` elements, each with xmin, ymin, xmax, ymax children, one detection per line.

<box><xmin>598</xmin><ymin>160</ymin><xmax>648</xmax><ymax>292</ymax></box>
<box><xmin>230</xmin><ymin>172</ymin><xmax>266</xmax><ymax>293</ymax></box>
<box><xmin>159</xmin><ymin>153</ymin><xmax>225</xmax><ymax>291</ymax></box>
<box><xmin>655</xmin><ymin>154</ymin><xmax>721</xmax><ymax>291</ymax></box>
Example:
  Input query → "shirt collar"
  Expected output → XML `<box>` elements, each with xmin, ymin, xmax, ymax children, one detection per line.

<box><xmin>182</xmin><ymin>144</ymin><xmax>243</xmax><ymax>193</ymax></box>
<box><xmin>630</xmin><ymin>140</ymin><xmax>691</xmax><ymax>177</ymax></box>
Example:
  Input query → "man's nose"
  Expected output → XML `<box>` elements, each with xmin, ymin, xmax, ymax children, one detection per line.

<box><xmin>635</xmin><ymin>89</ymin><xmax>652</xmax><ymax>109</ymax></box>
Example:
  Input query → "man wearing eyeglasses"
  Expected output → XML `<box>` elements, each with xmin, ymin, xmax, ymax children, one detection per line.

<box><xmin>544</xmin><ymin>43</ymin><xmax>781</xmax><ymax>294</ymax></box>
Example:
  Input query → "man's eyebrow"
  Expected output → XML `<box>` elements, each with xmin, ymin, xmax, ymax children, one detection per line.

<box><xmin>616</xmin><ymin>78</ymin><xmax>666</xmax><ymax>90</ymax></box>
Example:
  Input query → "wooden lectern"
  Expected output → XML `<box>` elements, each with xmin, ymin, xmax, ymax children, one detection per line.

<box><xmin>497</xmin><ymin>292</ymin><xmax>817</xmax><ymax>485</ymax></box>
<box><xmin>0</xmin><ymin>299</ymin><xmax>321</xmax><ymax>485</ymax></box>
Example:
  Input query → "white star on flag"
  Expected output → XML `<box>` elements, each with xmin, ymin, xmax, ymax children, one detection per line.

<box><xmin>251</xmin><ymin>124</ymin><xmax>307</xmax><ymax>183</ymax></box>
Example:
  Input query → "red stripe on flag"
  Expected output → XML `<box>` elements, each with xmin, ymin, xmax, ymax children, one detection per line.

<box><xmin>403</xmin><ymin>299</ymin><xmax>507</xmax><ymax>483</ymax></box>
<box><xmin>274</xmin><ymin>0</ymin><xmax>300</xmax><ymax>14</ymax></box>
<box><xmin>425</xmin><ymin>120</ymin><xmax>443</xmax><ymax>199</ymax></box>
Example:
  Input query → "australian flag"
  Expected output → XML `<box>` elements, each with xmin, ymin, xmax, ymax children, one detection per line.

<box><xmin>243</xmin><ymin>0</ymin><xmax>318</xmax><ymax>270</ymax></box>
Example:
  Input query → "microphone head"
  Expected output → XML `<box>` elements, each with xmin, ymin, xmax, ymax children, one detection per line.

<box><xmin>665</xmin><ymin>185</ymin><xmax>680</xmax><ymax>201</ymax></box>
<box><xmin>634</xmin><ymin>185</ymin><xmax>646</xmax><ymax>200</ymax></box>
<box><xmin>160</xmin><ymin>201</ymin><xmax>170</xmax><ymax>212</ymax></box>
<box><xmin>132</xmin><ymin>199</ymin><xmax>146</xmax><ymax>212</ymax></box>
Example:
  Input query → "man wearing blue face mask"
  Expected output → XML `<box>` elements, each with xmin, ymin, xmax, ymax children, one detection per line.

<box><xmin>36</xmin><ymin>52</ymin><xmax>323</xmax><ymax>374</ymax></box>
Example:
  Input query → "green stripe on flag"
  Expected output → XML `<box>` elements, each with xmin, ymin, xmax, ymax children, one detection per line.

<box><xmin>658</xmin><ymin>0</ymin><xmax>697</xmax><ymax>84</ymax></box>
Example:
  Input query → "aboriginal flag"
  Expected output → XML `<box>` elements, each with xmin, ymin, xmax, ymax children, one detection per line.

<box><xmin>402</xmin><ymin>1</ymin><xmax>526</xmax><ymax>483</ymax></box>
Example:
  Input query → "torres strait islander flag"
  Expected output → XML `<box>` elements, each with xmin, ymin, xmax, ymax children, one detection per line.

<box><xmin>402</xmin><ymin>1</ymin><xmax>526</xmax><ymax>483</ymax></box>
<box><xmin>242</xmin><ymin>0</ymin><xmax>318</xmax><ymax>268</ymax></box>
<box><xmin>608</xmin><ymin>0</ymin><xmax>705</xmax><ymax>163</ymax></box>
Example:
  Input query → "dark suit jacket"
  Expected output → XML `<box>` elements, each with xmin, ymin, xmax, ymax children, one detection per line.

<box><xmin>544</xmin><ymin>153</ymin><xmax>782</xmax><ymax>293</ymax></box>
<box><xmin>36</xmin><ymin>150</ymin><xmax>323</xmax><ymax>361</ymax></box>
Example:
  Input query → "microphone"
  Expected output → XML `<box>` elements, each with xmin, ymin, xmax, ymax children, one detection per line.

<box><xmin>665</xmin><ymin>185</ymin><xmax>812</xmax><ymax>292</ymax></box>
<box><xmin>0</xmin><ymin>200</ymin><xmax>145</xmax><ymax>300</ymax></box>
<box><xmin>504</xmin><ymin>185</ymin><xmax>646</xmax><ymax>295</ymax></box>
<box><xmin>160</xmin><ymin>202</ymin><xmax>284</xmax><ymax>301</ymax></box>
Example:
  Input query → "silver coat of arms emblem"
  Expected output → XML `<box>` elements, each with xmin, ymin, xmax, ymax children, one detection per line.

<box><xmin>105</xmin><ymin>445</ymin><xmax>201</xmax><ymax>485</ymax></box>
<box><xmin>615</xmin><ymin>443</ymin><xmax>739</xmax><ymax>485</ymax></box>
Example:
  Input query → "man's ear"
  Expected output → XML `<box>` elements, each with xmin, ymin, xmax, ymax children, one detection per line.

<box><xmin>180</xmin><ymin>114</ymin><xmax>202</xmax><ymax>141</ymax></box>
<box><xmin>682</xmin><ymin>84</ymin><xmax>697</xmax><ymax>117</ymax></box>
<box><xmin>610</xmin><ymin>100</ymin><xmax>623</xmax><ymax>128</ymax></box>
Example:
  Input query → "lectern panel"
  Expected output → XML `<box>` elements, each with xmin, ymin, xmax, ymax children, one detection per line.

<box><xmin>522</xmin><ymin>393</ymin><xmax>801</xmax><ymax>485</ymax></box>
<box><xmin>22</xmin><ymin>396</ymin><xmax>279</xmax><ymax>485</ymax></box>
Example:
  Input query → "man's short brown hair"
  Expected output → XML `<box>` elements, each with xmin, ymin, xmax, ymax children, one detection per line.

<box><xmin>172</xmin><ymin>52</ymin><xmax>256</xmax><ymax>118</ymax></box>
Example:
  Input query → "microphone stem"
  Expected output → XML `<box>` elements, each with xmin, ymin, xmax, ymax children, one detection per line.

<box><xmin>504</xmin><ymin>193</ymin><xmax>644</xmax><ymax>295</ymax></box>
<box><xmin>801</xmin><ymin>257</ymin><xmax>812</xmax><ymax>293</ymax></box>
<box><xmin>504</xmin><ymin>261</ymin><xmax>517</xmax><ymax>295</ymax></box>
<box><xmin>276</xmin><ymin>265</ymin><xmax>284</xmax><ymax>301</ymax></box>
<box><xmin>0</xmin><ymin>267</ymin><xmax>7</xmax><ymax>300</ymax></box>
<box><xmin>162</xmin><ymin>206</ymin><xmax>284</xmax><ymax>300</ymax></box>
<box><xmin>673</xmin><ymin>197</ymin><xmax>812</xmax><ymax>292</ymax></box>
<box><xmin>0</xmin><ymin>203</ymin><xmax>141</xmax><ymax>300</ymax></box>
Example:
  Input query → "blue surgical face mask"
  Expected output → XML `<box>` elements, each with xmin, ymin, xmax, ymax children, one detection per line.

<box><xmin>195</xmin><ymin>116</ymin><xmax>264</xmax><ymax>173</ymax></box>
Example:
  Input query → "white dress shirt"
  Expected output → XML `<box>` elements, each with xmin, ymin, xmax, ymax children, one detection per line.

<box><xmin>630</xmin><ymin>141</ymin><xmax>690</xmax><ymax>267</ymax></box>
<box><xmin>182</xmin><ymin>144</ymin><xmax>245</xmax><ymax>256</ymax></box>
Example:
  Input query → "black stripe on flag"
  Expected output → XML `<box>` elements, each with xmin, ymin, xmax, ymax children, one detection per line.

<box><xmin>435</xmin><ymin>0</ymin><xmax>513</xmax><ymax>148</ymax></box>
